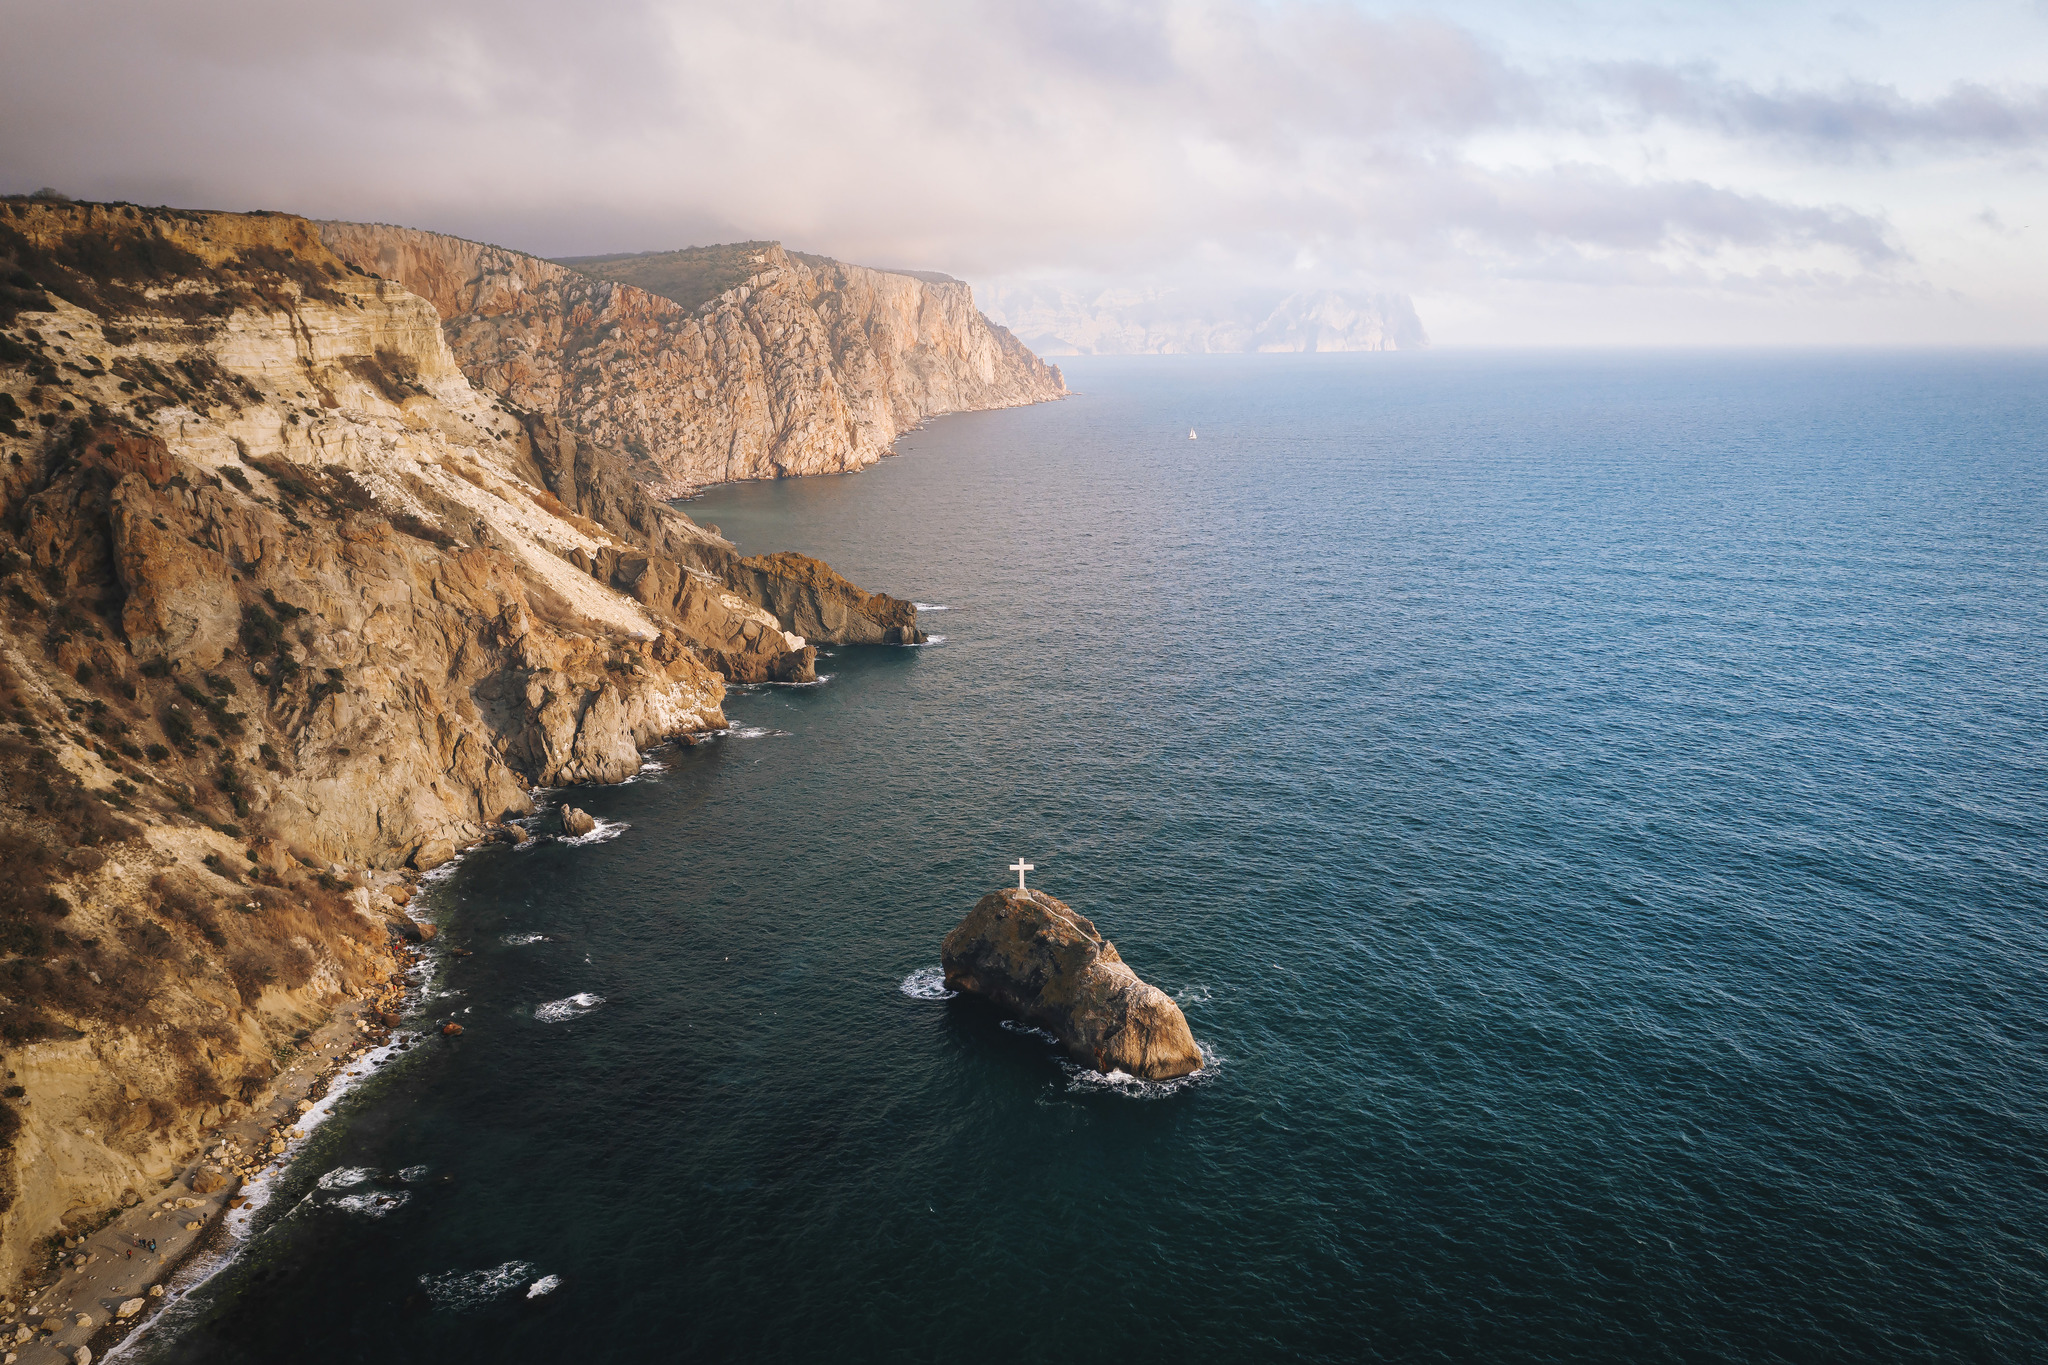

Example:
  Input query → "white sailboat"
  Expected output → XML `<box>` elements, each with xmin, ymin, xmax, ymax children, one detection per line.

<box><xmin>1188</xmin><ymin>428</ymin><xmax>1198</xmax><ymax>440</ymax></box>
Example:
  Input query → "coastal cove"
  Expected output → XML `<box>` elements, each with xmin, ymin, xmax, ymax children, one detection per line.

<box><xmin>128</xmin><ymin>351</ymin><xmax>2048</xmax><ymax>1363</ymax></box>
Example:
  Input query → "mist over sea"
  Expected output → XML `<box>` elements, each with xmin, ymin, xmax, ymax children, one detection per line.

<box><xmin>135</xmin><ymin>351</ymin><xmax>2048</xmax><ymax>1362</ymax></box>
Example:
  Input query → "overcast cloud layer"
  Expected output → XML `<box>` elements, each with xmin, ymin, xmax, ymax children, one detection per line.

<box><xmin>2</xmin><ymin>0</ymin><xmax>2044</xmax><ymax>344</ymax></box>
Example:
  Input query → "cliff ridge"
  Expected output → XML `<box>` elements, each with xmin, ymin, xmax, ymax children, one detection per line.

<box><xmin>317</xmin><ymin>225</ymin><xmax>1067</xmax><ymax>495</ymax></box>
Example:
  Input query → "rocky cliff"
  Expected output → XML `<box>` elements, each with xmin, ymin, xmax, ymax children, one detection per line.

<box><xmin>0</xmin><ymin>199</ymin><xmax>931</xmax><ymax>1295</ymax></box>
<box><xmin>315</xmin><ymin>224</ymin><xmax>1066</xmax><ymax>496</ymax></box>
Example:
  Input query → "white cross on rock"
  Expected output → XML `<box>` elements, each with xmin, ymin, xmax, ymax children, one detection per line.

<box><xmin>1010</xmin><ymin>858</ymin><xmax>1034</xmax><ymax>890</ymax></box>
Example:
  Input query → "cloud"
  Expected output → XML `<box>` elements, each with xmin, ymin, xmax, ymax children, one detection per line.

<box><xmin>1596</xmin><ymin>64</ymin><xmax>2048</xmax><ymax>158</ymax></box>
<box><xmin>0</xmin><ymin>0</ymin><xmax>2037</xmax><ymax>336</ymax></box>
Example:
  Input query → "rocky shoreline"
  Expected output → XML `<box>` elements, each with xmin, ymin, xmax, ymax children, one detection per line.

<box><xmin>3</xmin><ymin>930</ymin><xmax>426</xmax><ymax>1365</ymax></box>
<box><xmin>0</xmin><ymin>197</ymin><xmax>1041</xmax><ymax>1308</ymax></box>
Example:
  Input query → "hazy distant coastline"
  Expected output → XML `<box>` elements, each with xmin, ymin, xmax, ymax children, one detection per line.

<box><xmin>979</xmin><ymin>284</ymin><xmax>1427</xmax><ymax>355</ymax></box>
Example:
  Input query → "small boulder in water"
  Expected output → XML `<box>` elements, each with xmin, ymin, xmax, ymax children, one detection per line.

<box><xmin>559</xmin><ymin>806</ymin><xmax>595</xmax><ymax>836</ymax></box>
<box><xmin>942</xmin><ymin>888</ymin><xmax>1203</xmax><ymax>1080</ymax></box>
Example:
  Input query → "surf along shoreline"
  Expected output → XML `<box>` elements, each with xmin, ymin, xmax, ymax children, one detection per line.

<box><xmin>13</xmin><ymin>910</ymin><xmax>438</xmax><ymax>1364</ymax></box>
<box><xmin>72</xmin><ymin>755</ymin><xmax>722</xmax><ymax>1361</ymax></box>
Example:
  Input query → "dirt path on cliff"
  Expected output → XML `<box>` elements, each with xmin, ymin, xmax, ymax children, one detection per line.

<box><xmin>3</xmin><ymin>943</ymin><xmax>432</xmax><ymax>1365</ymax></box>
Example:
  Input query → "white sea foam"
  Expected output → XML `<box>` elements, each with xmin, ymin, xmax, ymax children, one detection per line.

<box><xmin>107</xmin><ymin>950</ymin><xmax>441</xmax><ymax>1360</ymax></box>
<box><xmin>615</xmin><ymin>758</ymin><xmax>668</xmax><ymax>785</ymax></box>
<box><xmin>737</xmin><ymin>673</ymin><xmax>833</xmax><ymax>689</ymax></box>
<box><xmin>559</xmin><ymin>819</ymin><xmax>628</xmax><ymax>847</ymax></box>
<box><xmin>501</xmin><ymin>932</ymin><xmax>549</xmax><ymax>946</ymax></box>
<box><xmin>419</xmin><ymin>1260</ymin><xmax>540</xmax><ymax>1310</ymax></box>
<box><xmin>999</xmin><ymin>1018</ymin><xmax>1060</xmax><ymax>1043</ymax></box>
<box><xmin>1059</xmin><ymin>1045</ymin><xmax>1220</xmax><ymax>1100</ymax></box>
<box><xmin>332</xmin><ymin>1190</ymin><xmax>410</xmax><ymax>1218</ymax></box>
<box><xmin>399</xmin><ymin>1165</ymin><xmax>431</xmax><ymax>1182</ymax></box>
<box><xmin>1175</xmin><ymin>984</ymin><xmax>1213</xmax><ymax>1008</ymax></box>
<box><xmin>899</xmin><ymin>966</ymin><xmax>956</xmax><ymax>1000</ymax></box>
<box><xmin>913</xmin><ymin>603</ymin><xmax>951</xmax><ymax>612</ymax></box>
<box><xmin>728</xmin><ymin>726</ymin><xmax>789</xmax><ymax>740</ymax></box>
<box><xmin>535</xmin><ymin>992</ymin><xmax>605</xmax><ymax>1022</ymax></box>
<box><xmin>903</xmin><ymin>634</ymin><xmax>946</xmax><ymax>646</ymax></box>
<box><xmin>527</xmin><ymin>1274</ymin><xmax>562</xmax><ymax>1298</ymax></box>
<box><xmin>317</xmin><ymin>1166</ymin><xmax>374</xmax><ymax>1190</ymax></box>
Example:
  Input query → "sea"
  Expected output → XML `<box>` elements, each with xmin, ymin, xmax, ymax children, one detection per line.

<box><xmin>130</xmin><ymin>351</ymin><xmax>2048</xmax><ymax>1363</ymax></box>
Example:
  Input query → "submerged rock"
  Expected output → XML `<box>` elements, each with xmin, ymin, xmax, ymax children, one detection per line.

<box><xmin>942</xmin><ymin>888</ymin><xmax>1203</xmax><ymax>1080</ymax></box>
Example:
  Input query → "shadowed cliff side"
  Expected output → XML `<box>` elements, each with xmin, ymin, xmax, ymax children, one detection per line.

<box><xmin>315</xmin><ymin>223</ymin><xmax>1066</xmax><ymax>496</ymax></box>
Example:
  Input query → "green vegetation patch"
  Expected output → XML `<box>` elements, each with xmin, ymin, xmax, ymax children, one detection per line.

<box><xmin>553</xmin><ymin>241</ymin><xmax>779</xmax><ymax>313</ymax></box>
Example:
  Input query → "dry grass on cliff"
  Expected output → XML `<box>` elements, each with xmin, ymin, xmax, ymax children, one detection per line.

<box><xmin>0</xmin><ymin>200</ymin><xmax>347</xmax><ymax>326</ymax></box>
<box><xmin>554</xmin><ymin>240</ymin><xmax>776</xmax><ymax>312</ymax></box>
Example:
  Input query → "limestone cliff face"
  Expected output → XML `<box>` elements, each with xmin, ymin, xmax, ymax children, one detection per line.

<box><xmin>315</xmin><ymin>224</ymin><xmax>1066</xmax><ymax>495</ymax></box>
<box><xmin>0</xmin><ymin>200</ymin><xmax>886</xmax><ymax>1292</ymax></box>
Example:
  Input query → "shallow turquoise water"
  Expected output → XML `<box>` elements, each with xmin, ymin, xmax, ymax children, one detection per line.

<box><xmin>144</xmin><ymin>352</ymin><xmax>2048</xmax><ymax>1362</ymax></box>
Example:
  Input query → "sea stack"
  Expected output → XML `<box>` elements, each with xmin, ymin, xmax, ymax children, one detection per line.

<box><xmin>942</xmin><ymin>888</ymin><xmax>1204</xmax><ymax>1080</ymax></box>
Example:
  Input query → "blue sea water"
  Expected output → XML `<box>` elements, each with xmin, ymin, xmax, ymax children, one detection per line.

<box><xmin>137</xmin><ymin>351</ymin><xmax>2047</xmax><ymax>1363</ymax></box>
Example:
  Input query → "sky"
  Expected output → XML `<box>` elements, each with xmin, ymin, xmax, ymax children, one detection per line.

<box><xmin>2</xmin><ymin>0</ymin><xmax>2045</xmax><ymax>345</ymax></box>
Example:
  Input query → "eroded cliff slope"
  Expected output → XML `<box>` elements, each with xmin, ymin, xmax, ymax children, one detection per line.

<box><xmin>316</xmin><ymin>224</ymin><xmax>1066</xmax><ymax>495</ymax></box>
<box><xmin>0</xmin><ymin>200</ymin><xmax>929</xmax><ymax>1295</ymax></box>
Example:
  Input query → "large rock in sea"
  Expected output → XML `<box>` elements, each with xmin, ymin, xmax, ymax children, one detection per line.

<box><xmin>942</xmin><ymin>888</ymin><xmax>1203</xmax><ymax>1080</ymax></box>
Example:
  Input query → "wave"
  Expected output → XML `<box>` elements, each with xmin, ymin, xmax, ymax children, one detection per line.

<box><xmin>501</xmin><ymin>932</ymin><xmax>549</xmax><ymax>946</ymax></box>
<box><xmin>558</xmin><ymin>819</ymin><xmax>628</xmax><ymax>847</ymax></box>
<box><xmin>527</xmin><ymin>1274</ymin><xmax>562</xmax><ymax>1299</ymax></box>
<box><xmin>535</xmin><ymin>992</ymin><xmax>604</xmax><ymax>1022</ymax></box>
<box><xmin>332</xmin><ymin>1189</ymin><xmax>410</xmax><ymax>1218</ymax></box>
<box><xmin>316</xmin><ymin>1166</ymin><xmax>374</xmax><ymax>1190</ymax></box>
<box><xmin>993</xmin><ymin>1019</ymin><xmax>1220</xmax><ymax>1099</ymax></box>
<box><xmin>734</xmin><ymin>674</ymin><xmax>833</xmax><ymax>690</ymax></box>
<box><xmin>1175</xmin><ymin>984</ymin><xmax>1213</xmax><ymax>1008</ymax></box>
<box><xmin>913</xmin><ymin>603</ymin><xmax>951</xmax><ymax>612</ymax></box>
<box><xmin>1059</xmin><ymin>1046</ymin><xmax>1220</xmax><ymax>1101</ymax></box>
<box><xmin>398</xmin><ymin>1165</ymin><xmax>431</xmax><ymax>1183</ymax></box>
<box><xmin>615</xmin><ymin>758</ymin><xmax>668</xmax><ymax>784</ymax></box>
<box><xmin>418</xmin><ymin>1260</ymin><xmax>541</xmax><ymax>1311</ymax></box>
<box><xmin>727</xmin><ymin>726</ymin><xmax>789</xmax><ymax>740</ymax></box>
<box><xmin>899</xmin><ymin>966</ymin><xmax>955</xmax><ymax>1000</ymax></box>
<box><xmin>903</xmin><ymin>634</ymin><xmax>946</xmax><ymax>646</ymax></box>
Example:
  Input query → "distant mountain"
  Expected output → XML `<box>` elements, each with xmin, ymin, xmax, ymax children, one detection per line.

<box><xmin>979</xmin><ymin>284</ymin><xmax>1427</xmax><ymax>355</ymax></box>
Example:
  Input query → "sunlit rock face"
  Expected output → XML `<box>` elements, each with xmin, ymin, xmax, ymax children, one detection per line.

<box><xmin>317</xmin><ymin>224</ymin><xmax>1068</xmax><ymax>497</ymax></box>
